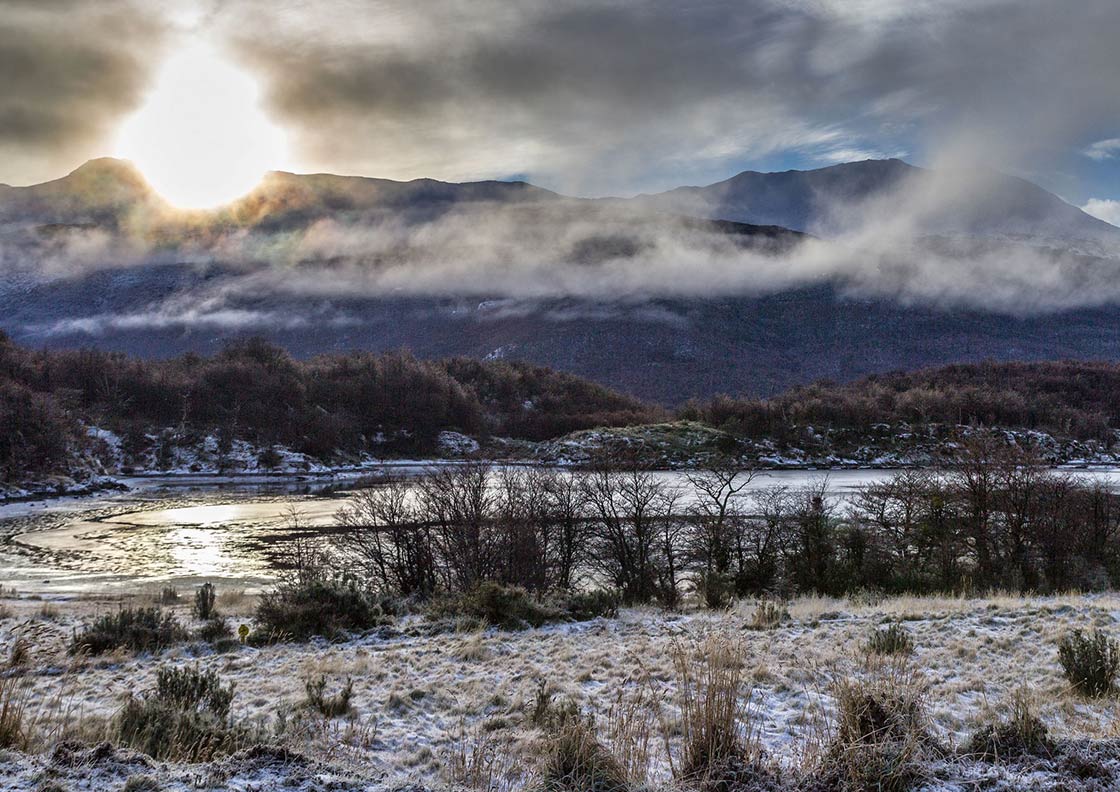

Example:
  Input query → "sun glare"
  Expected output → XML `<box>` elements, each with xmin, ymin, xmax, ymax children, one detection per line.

<box><xmin>114</xmin><ymin>40</ymin><xmax>288</xmax><ymax>209</ymax></box>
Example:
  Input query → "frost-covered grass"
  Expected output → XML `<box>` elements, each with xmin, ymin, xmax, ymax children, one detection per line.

<box><xmin>2</xmin><ymin>590</ymin><xmax>1120</xmax><ymax>790</ymax></box>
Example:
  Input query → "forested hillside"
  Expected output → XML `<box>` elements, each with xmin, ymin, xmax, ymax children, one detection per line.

<box><xmin>0</xmin><ymin>334</ymin><xmax>660</xmax><ymax>481</ymax></box>
<box><xmin>684</xmin><ymin>360</ymin><xmax>1120</xmax><ymax>441</ymax></box>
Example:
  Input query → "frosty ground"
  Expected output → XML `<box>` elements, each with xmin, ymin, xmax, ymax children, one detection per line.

<box><xmin>2</xmin><ymin>590</ymin><xmax>1120</xmax><ymax>790</ymax></box>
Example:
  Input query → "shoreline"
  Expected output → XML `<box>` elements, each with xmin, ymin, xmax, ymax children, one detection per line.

<box><xmin>6</xmin><ymin>456</ymin><xmax>1120</xmax><ymax>509</ymax></box>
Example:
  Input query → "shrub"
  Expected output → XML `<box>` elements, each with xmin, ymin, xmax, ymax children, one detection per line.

<box><xmin>966</xmin><ymin>688</ymin><xmax>1053</xmax><ymax>760</ymax></box>
<box><xmin>866</xmin><ymin>623</ymin><xmax>914</xmax><ymax>657</ymax></box>
<box><xmin>155</xmin><ymin>665</ymin><xmax>234</xmax><ymax>719</ymax></box>
<box><xmin>114</xmin><ymin>665</ymin><xmax>257</xmax><ymax>762</ymax></box>
<box><xmin>1058</xmin><ymin>629</ymin><xmax>1119</xmax><ymax>697</ymax></box>
<box><xmin>563</xmin><ymin>590</ymin><xmax>620</xmax><ymax>621</ymax></box>
<box><xmin>436</xmin><ymin>583</ymin><xmax>562</xmax><ymax>630</ymax></box>
<box><xmin>195</xmin><ymin>617</ymin><xmax>232</xmax><ymax>644</ymax></box>
<box><xmin>193</xmin><ymin>583</ymin><xmax>217</xmax><ymax>621</ymax></box>
<box><xmin>158</xmin><ymin>587</ymin><xmax>179</xmax><ymax>604</ymax></box>
<box><xmin>70</xmin><ymin>608</ymin><xmax>188</xmax><ymax>655</ymax></box>
<box><xmin>304</xmin><ymin>674</ymin><xmax>353</xmax><ymax>718</ymax></box>
<box><xmin>254</xmin><ymin>576</ymin><xmax>389</xmax><ymax>642</ymax></box>
<box><xmin>258</xmin><ymin>446</ymin><xmax>284</xmax><ymax>470</ymax></box>
<box><xmin>697</xmin><ymin>571</ymin><xmax>734</xmax><ymax>610</ymax></box>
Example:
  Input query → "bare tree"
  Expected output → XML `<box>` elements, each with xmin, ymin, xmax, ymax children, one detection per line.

<box><xmin>686</xmin><ymin>460</ymin><xmax>757</xmax><ymax>607</ymax></box>
<box><xmin>335</xmin><ymin>476</ymin><xmax>436</xmax><ymax>596</ymax></box>
<box><xmin>582</xmin><ymin>461</ymin><xmax>678</xmax><ymax>604</ymax></box>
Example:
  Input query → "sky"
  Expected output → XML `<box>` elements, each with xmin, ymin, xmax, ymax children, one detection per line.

<box><xmin>1</xmin><ymin>0</ymin><xmax>1119</xmax><ymax>218</ymax></box>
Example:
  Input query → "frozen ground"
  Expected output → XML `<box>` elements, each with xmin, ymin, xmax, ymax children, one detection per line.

<box><xmin>2</xmin><ymin>591</ymin><xmax>1120</xmax><ymax>790</ymax></box>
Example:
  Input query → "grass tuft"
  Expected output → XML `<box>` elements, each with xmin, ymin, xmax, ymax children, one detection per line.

<box><xmin>304</xmin><ymin>674</ymin><xmax>354</xmax><ymax>718</ymax></box>
<box><xmin>866</xmin><ymin>623</ymin><xmax>914</xmax><ymax>657</ymax></box>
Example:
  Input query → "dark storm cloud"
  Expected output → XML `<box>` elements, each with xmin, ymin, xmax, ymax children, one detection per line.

<box><xmin>220</xmin><ymin>0</ymin><xmax>1120</xmax><ymax>194</ymax></box>
<box><xmin>2</xmin><ymin>0</ymin><xmax>1119</xmax><ymax>196</ymax></box>
<box><xmin>0</xmin><ymin>0</ymin><xmax>167</xmax><ymax>185</ymax></box>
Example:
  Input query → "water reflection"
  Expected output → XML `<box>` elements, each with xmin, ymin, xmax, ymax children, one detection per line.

<box><xmin>5</xmin><ymin>467</ymin><xmax>1120</xmax><ymax>594</ymax></box>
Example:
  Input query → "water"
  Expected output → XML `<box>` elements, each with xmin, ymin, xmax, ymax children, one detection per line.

<box><xmin>5</xmin><ymin>467</ymin><xmax>1120</xmax><ymax>594</ymax></box>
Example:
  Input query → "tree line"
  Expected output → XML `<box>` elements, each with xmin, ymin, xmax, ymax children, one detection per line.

<box><xmin>332</xmin><ymin>439</ymin><xmax>1120</xmax><ymax>605</ymax></box>
<box><xmin>0</xmin><ymin>333</ymin><xmax>660</xmax><ymax>481</ymax></box>
<box><xmin>682</xmin><ymin>359</ymin><xmax>1120</xmax><ymax>442</ymax></box>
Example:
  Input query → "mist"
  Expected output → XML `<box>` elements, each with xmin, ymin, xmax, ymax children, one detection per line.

<box><xmin>6</xmin><ymin>157</ymin><xmax>1120</xmax><ymax>341</ymax></box>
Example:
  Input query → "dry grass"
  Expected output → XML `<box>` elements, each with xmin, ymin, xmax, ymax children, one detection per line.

<box><xmin>539</xmin><ymin>716</ymin><xmax>632</xmax><ymax>792</ymax></box>
<box><xmin>5</xmin><ymin>589</ymin><xmax>1120</xmax><ymax>788</ymax></box>
<box><xmin>8</xmin><ymin>637</ymin><xmax>30</xmax><ymax>669</ymax></box>
<box><xmin>0</xmin><ymin>676</ymin><xmax>29</xmax><ymax>749</ymax></box>
<box><xmin>669</xmin><ymin>636</ymin><xmax>756</xmax><ymax>781</ymax></box>
<box><xmin>747</xmin><ymin>600</ymin><xmax>788</xmax><ymax>630</ymax></box>
<box><xmin>966</xmin><ymin>686</ymin><xmax>1053</xmax><ymax>760</ymax></box>
<box><xmin>824</xmin><ymin>661</ymin><xmax>932</xmax><ymax>792</ymax></box>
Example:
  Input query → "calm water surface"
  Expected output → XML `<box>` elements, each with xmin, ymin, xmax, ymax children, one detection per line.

<box><xmin>5</xmin><ymin>467</ymin><xmax>1120</xmax><ymax>594</ymax></box>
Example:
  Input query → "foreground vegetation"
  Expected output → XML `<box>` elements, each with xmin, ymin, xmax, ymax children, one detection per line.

<box><xmin>3</xmin><ymin>589</ymin><xmax>1120</xmax><ymax>791</ymax></box>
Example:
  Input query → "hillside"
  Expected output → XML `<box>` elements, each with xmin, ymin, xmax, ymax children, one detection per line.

<box><xmin>629</xmin><ymin>158</ymin><xmax>1120</xmax><ymax>242</ymax></box>
<box><xmin>3</xmin><ymin>158</ymin><xmax>1120</xmax><ymax>405</ymax></box>
<box><xmin>0</xmin><ymin>335</ymin><xmax>661</xmax><ymax>485</ymax></box>
<box><xmin>686</xmin><ymin>359</ymin><xmax>1120</xmax><ymax>442</ymax></box>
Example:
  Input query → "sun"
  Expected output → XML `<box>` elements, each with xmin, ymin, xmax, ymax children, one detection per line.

<box><xmin>114</xmin><ymin>40</ymin><xmax>289</xmax><ymax>209</ymax></box>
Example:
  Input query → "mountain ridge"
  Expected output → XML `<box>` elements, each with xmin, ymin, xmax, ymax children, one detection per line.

<box><xmin>5</xmin><ymin>155</ymin><xmax>1114</xmax><ymax>240</ymax></box>
<box><xmin>3</xmin><ymin>156</ymin><xmax>1120</xmax><ymax>404</ymax></box>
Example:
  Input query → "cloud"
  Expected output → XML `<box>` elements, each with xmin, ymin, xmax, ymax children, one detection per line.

<box><xmin>0</xmin><ymin>1</ymin><xmax>168</xmax><ymax>185</ymax></box>
<box><xmin>219</xmin><ymin>0</ymin><xmax>1120</xmax><ymax>194</ymax></box>
<box><xmin>9</xmin><ymin>167</ymin><xmax>1120</xmax><ymax>329</ymax></box>
<box><xmin>1084</xmin><ymin>139</ymin><xmax>1120</xmax><ymax>161</ymax></box>
<box><xmin>5</xmin><ymin>0</ymin><xmax>1118</xmax><ymax>196</ymax></box>
<box><xmin>1082</xmin><ymin>199</ymin><xmax>1120</xmax><ymax>227</ymax></box>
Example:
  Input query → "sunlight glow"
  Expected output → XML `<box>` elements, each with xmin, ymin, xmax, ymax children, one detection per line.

<box><xmin>114</xmin><ymin>39</ymin><xmax>289</xmax><ymax>209</ymax></box>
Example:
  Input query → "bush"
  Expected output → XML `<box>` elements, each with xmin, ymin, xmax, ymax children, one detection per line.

<box><xmin>70</xmin><ymin>608</ymin><xmax>188</xmax><ymax>655</ymax></box>
<box><xmin>154</xmin><ymin>665</ymin><xmax>234</xmax><ymax>719</ymax></box>
<box><xmin>1058</xmin><ymin>629</ymin><xmax>1119</xmax><ymax>697</ymax></box>
<box><xmin>433</xmin><ymin>583</ymin><xmax>562</xmax><ymax>630</ymax></box>
<box><xmin>866</xmin><ymin>623</ymin><xmax>914</xmax><ymax>657</ymax></box>
<box><xmin>195</xmin><ymin>616</ymin><xmax>232</xmax><ymax>643</ymax></box>
<box><xmin>966</xmin><ymin>688</ymin><xmax>1053</xmax><ymax>760</ymax></box>
<box><xmin>254</xmin><ymin>576</ymin><xmax>389</xmax><ymax>642</ymax></box>
<box><xmin>697</xmin><ymin>571</ymin><xmax>734</xmax><ymax>610</ymax></box>
<box><xmin>304</xmin><ymin>674</ymin><xmax>353</xmax><ymax>718</ymax></box>
<box><xmin>193</xmin><ymin>583</ymin><xmax>217</xmax><ymax>621</ymax></box>
<box><xmin>114</xmin><ymin>665</ymin><xmax>257</xmax><ymax>762</ymax></box>
<box><xmin>563</xmin><ymin>590</ymin><xmax>620</xmax><ymax>621</ymax></box>
<box><xmin>258</xmin><ymin>446</ymin><xmax>284</xmax><ymax>470</ymax></box>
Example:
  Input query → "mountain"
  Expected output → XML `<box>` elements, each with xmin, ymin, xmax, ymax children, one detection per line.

<box><xmin>3</xmin><ymin>157</ymin><xmax>1120</xmax><ymax>404</ymax></box>
<box><xmin>627</xmin><ymin>159</ymin><xmax>1120</xmax><ymax>243</ymax></box>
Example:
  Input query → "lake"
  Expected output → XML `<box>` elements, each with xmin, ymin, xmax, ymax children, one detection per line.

<box><xmin>5</xmin><ymin>466</ymin><xmax>1120</xmax><ymax>594</ymax></box>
